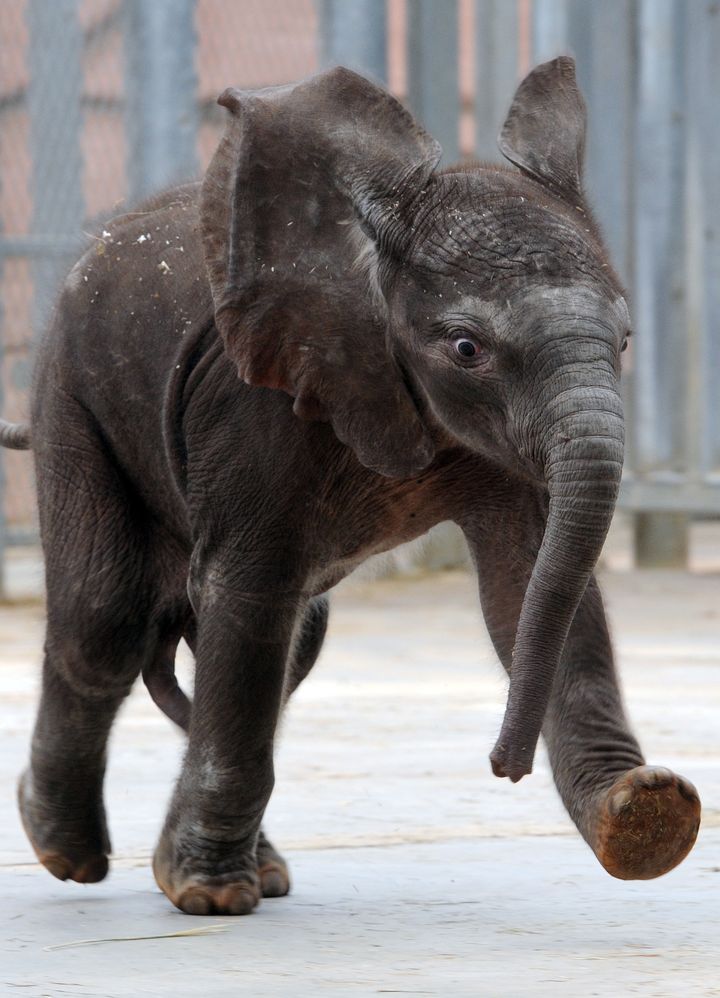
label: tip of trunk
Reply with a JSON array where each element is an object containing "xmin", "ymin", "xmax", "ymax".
[{"xmin": 490, "ymin": 739, "xmax": 533, "ymax": 782}]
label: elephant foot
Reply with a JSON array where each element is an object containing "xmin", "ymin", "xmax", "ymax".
[
  {"xmin": 593, "ymin": 765, "xmax": 700, "ymax": 880},
  {"xmin": 17, "ymin": 769, "xmax": 110, "ymax": 884},
  {"xmin": 153, "ymin": 827, "xmax": 262, "ymax": 916},
  {"xmin": 257, "ymin": 829, "xmax": 291, "ymax": 898}
]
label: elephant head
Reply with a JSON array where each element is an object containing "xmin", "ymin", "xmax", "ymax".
[{"xmin": 200, "ymin": 58, "xmax": 630, "ymax": 783}]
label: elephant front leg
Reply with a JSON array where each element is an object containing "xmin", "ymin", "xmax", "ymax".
[
  {"xmin": 153, "ymin": 576, "xmax": 302, "ymax": 916},
  {"xmin": 462, "ymin": 503, "xmax": 701, "ymax": 880},
  {"xmin": 540, "ymin": 578, "xmax": 700, "ymax": 880}
]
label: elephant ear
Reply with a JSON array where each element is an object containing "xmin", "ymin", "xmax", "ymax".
[
  {"xmin": 200, "ymin": 67, "xmax": 441, "ymax": 478},
  {"xmin": 498, "ymin": 56, "xmax": 586, "ymax": 202}
]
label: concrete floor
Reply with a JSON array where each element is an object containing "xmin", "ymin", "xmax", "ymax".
[{"xmin": 0, "ymin": 565, "xmax": 719, "ymax": 996}]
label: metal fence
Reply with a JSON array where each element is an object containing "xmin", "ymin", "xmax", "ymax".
[{"xmin": 0, "ymin": 0, "xmax": 718, "ymax": 577}]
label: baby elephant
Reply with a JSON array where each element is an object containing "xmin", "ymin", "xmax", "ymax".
[{"xmin": 4, "ymin": 58, "xmax": 700, "ymax": 915}]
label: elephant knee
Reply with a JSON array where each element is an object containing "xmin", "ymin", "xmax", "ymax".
[{"xmin": 44, "ymin": 622, "xmax": 148, "ymax": 700}]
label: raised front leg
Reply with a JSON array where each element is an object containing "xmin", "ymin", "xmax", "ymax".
[
  {"xmin": 153, "ymin": 552, "xmax": 305, "ymax": 915},
  {"xmin": 461, "ymin": 490, "xmax": 700, "ymax": 880}
]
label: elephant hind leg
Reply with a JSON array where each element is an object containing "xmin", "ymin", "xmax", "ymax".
[
  {"xmin": 286, "ymin": 595, "xmax": 329, "ymax": 697},
  {"xmin": 17, "ymin": 659, "xmax": 116, "ymax": 886},
  {"xmin": 21, "ymin": 612, "xmax": 157, "ymax": 885},
  {"xmin": 23, "ymin": 422, "xmax": 178, "ymax": 885},
  {"xmin": 255, "ymin": 830, "xmax": 292, "ymax": 898}
]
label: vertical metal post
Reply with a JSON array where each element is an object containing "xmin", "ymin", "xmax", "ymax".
[
  {"xmin": 23, "ymin": 0, "xmax": 85, "ymax": 597},
  {"xmin": 633, "ymin": 0, "xmax": 688, "ymax": 566},
  {"xmin": 531, "ymin": 0, "xmax": 569, "ymax": 61},
  {"xmin": 407, "ymin": 0, "xmax": 459, "ymax": 163},
  {"xmin": 572, "ymin": 2, "xmax": 635, "ymax": 282},
  {"xmin": 529, "ymin": 1, "xmax": 636, "ymax": 280},
  {"xmin": 635, "ymin": 511, "xmax": 689, "ymax": 568},
  {"xmin": 27, "ymin": 0, "xmax": 84, "ymax": 338},
  {"xmin": 475, "ymin": 0, "xmax": 519, "ymax": 162},
  {"xmin": 0, "ymin": 200, "xmax": 4, "ymax": 600},
  {"xmin": 124, "ymin": 0, "xmax": 199, "ymax": 203},
  {"xmin": 318, "ymin": 0, "xmax": 387, "ymax": 82},
  {"xmin": 685, "ymin": 1, "xmax": 720, "ymax": 489},
  {"xmin": 563, "ymin": 1, "xmax": 638, "ymax": 489}
]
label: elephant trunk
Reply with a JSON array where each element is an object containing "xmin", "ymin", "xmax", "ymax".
[{"xmin": 491, "ymin": 382, "xmax": 624, "ymax": 782}]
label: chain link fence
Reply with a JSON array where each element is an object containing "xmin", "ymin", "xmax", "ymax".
[{"xmin": 0, "ymin": 0, "xmax": 321, "ymax": 543}]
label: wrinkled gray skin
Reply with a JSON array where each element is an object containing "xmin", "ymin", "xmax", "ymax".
[{"xmin": 10, "ymin": 59, "xmax": 700, "ymax": 916}]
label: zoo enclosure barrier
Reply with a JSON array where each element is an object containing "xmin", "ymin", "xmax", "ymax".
[{"xmin": 0, "ymin": 0, "xmax": 717, "ymax": 593}]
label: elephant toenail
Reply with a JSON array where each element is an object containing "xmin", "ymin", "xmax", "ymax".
[
  {"xmin": 43, "ymin": 856, "xmax": 71, "ymax": 881},
  {"xmin": 677, "ymin": 778, "xmax": 700, "ymax": 804},
  {"xmin": 637, "ymin": 767, "xmax": 672, "ymax": 789},
  {"xmin": 180, "ymin": 891, "xmax": 213, "ymax": 916},
  {"xmin": 75, "ymin": 856, "xmax": 109, "ymax": 883},
  {"xmin": 223, "ymin": 887, "xmax": 258, "ymax": 915},
  {"xmin": 608, "ymin": 787, "xmax": 633, "ymax": 816},
  {"xmin": 260, "ymin": 867, "xmax": 289, "ymax": 898}
]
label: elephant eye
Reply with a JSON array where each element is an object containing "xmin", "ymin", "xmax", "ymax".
[
  {"xmin": 454, "ymin": 338, "xmax": 478, "ymax": 358},
  {"xmin": 621, "ymin": 330, "xmax": 632, "ymax": 353},
  {"xmin": 451, "ymin": 336, "xmax": 492, "ymax": 368}
]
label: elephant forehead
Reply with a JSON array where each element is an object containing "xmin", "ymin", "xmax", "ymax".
[{"xmin": 410, "ymin": 172, "xmax": 622, "ymax": 297}]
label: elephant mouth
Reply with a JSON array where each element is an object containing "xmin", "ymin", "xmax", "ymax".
[{"xmin": 395, "ymin": 355, "xmax": 432, "ymax": 427}]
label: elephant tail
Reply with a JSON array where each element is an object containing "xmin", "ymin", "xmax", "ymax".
[
  {"xmin": 142, "ymin": 655, "xmax": 191, "ymax": 734},
  {"xmin": 0, "ymin": 420, "xmax": 31, "ymax": 450}
]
